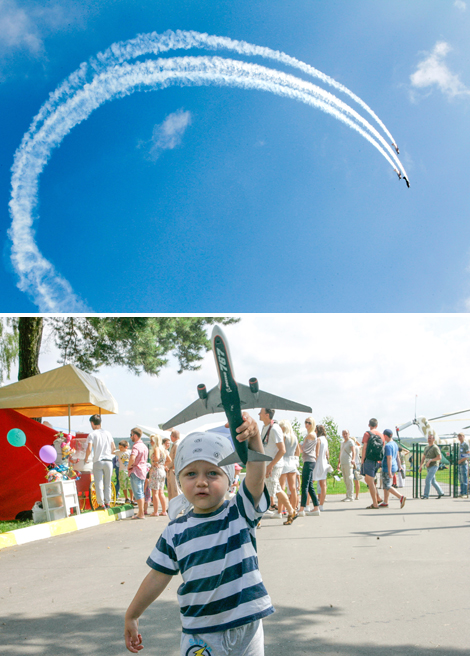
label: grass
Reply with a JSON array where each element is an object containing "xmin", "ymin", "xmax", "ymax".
[
  {"xmin": 0, "ymin": 519, "xmax": 36, "ymax": 533},
  {"xmin": 0, "ymin": 502, "xmax": 133, "ymax": 534},
  {"xmin": 327, "ymin": 479, "xmax": 369, "ymax": 496}
]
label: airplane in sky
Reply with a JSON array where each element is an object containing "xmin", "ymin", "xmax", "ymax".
[
  {"xmin": 394, "ymin": 168, "xmax": 402, "ymax": 180},
  {"xmin": 162, "ymin": 325, "xmax": 312, "ymax": 465},
  {"xmin": 392, "ymin": 142, "xmax": 400, "ymax": 155}
]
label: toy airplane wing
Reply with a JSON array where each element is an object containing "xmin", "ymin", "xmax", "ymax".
[
  {"xmin": 237, "ymin": 384, "xmax": 312, "ymax": 414},
  {"xmin": 161, "ymin": 383, "xmax": 311, "ymax": 430},
  {"xmin": 161, "ymin": 385, "xmax": 222, "ymax": 430}
]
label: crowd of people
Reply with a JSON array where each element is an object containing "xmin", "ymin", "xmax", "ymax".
[
  {"xmin": 71, "ymin": 410, "xmax": 469, "ymax": 654},
  {"xmin": 84, "ymin": 410, "xmax": 469, "ymax": 523},
  {"xmin": 84, "ymin": 415, "xmax": 184, "ymax": 519}
]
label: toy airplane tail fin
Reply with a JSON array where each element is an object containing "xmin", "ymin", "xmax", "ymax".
[{"xmin": 218, "ymin": 449, "xmax": 272, "ymax": 467}]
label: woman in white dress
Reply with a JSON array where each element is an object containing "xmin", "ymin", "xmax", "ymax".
[
  {"xmin": 278, "ymin": 420, "xmax": 300, "ymax": 514},
  {"xmin": 312, "ymin": 424, "xmax": 329, "ymax": 510}
]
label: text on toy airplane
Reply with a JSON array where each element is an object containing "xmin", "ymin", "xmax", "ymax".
[{"xmin": 216, "ymin": 347, "xmax": 233, "ymax": 394}]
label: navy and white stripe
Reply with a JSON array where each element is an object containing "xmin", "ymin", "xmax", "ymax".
[{"xmin": 147, "ymin": 480, "xmax": 274, "ymax": 634}]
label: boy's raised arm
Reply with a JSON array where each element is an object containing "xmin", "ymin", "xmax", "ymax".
[
  {"xmin": 235, "ymin": 413, "xmax": 266, "ymax": 506},
  {"xmin": 125, "ymin": 569, "xmax": 172, "ymax": 653}
]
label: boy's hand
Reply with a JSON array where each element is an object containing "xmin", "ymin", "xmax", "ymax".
[
  {"xmin": 230, "ymin": 413, "xmax": 261, "ymax": 444},
  {"xmin": 125, "ymin": 618, "xmax": 144, "ymax": 653}
]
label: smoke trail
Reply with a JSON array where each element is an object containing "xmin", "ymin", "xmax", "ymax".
[
  {"xmin": 27, "ymin": 30, "xmax": 404, "ymax": 175},
  {"xmin": 101, "ymin": 29, "xmax": 399, "ymax": 146},
  {"xmin": 9, "ymin": 43, "xmax": 406, "ymax": 312}
]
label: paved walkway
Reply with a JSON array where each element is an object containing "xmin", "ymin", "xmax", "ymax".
[{"xmin": 0, "ymin": 494, "xmax": 469, "ymax": 655}]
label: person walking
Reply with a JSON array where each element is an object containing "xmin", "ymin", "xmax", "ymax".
[
  {"xmin": 84, "ymin": 414, "xmax": 115, "ymax": 510},
  {"xmin": 259, "ymin": 408, "xmax": 297, "ymax": 525},
  {"xmin": 361, "ymin": 418, "xmax": 385, "ymax": 509},
  {"xmin": 297, "ymin": 417, "xmax": 320, "ymax": 516},
  {"xmin": 419, "ymin": 433, "xmax": 444, "ymax": 499},
  {"xmin": 338, "ymin": 429, "xmax": 356, "ymax": 502},
  {"xmin": 312, "ymin": 424, "xmax": 329, "ymax": 510},
  {"xmin": 278, "ymin": 419, "xmax": 300, "ymax": 515},
  {"xmin": 166, "ymin": 430, "xmax": 181, "ymax": 501},
  {"xmin": 149, "ymin": 434, "xmax": 168, "ymax": 516},
  {"xmin": 378, "ymin": 429, "xmax": 406, "ymax": 509},
  {"xmin": 128, "ymin": 428, "xmax": 149, "ymax": 519},
  {"xmin": 457, "ymin": 433, "xmax": 469, "ymax": 498}
]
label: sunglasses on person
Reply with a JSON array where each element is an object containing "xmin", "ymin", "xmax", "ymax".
[{"xmin": 305, "ymin": 421, "xmax": 312, "ymax": 425}]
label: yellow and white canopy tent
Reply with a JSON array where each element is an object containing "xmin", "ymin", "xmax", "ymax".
[{"xmin": 0, "ymin": 364, "xmax": 118, "ymax": 431}]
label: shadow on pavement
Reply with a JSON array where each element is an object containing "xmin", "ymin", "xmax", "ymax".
[
  {"xmin": 1, "ymin": 602, "xmax": 467, "ymax": 656},
  {"xmin": 265, "ymin": 605, "xmax": 467, "ymax": 656},
  {"xmin": 1, "ymin": 602, "xmax": 180, "ymax": 655}
]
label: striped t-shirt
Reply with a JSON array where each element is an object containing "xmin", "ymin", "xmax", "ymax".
[{"xmin": 146, "ymin": 480, "xmax": 274, "ymax": 634}]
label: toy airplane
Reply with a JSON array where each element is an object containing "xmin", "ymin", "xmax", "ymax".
[{"xmin": 162, "ymin": 325, "xmax": 312, "ymax": 466}]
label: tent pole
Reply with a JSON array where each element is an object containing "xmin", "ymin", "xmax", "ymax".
[{"xmin": 68, "ymin": 405, "xmax": 71, "ymax": 433}]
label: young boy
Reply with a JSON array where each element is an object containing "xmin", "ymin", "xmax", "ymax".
[
  {"xmin": 116, "ymin": 440, "xmax": 133, "ymax": 504},
  {"xmin": 124, "ymin": 413, "xmax": 273, "ymax": 655}
]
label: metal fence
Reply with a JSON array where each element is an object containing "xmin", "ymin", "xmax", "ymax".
[{"xmin": 410, "ymin": 442, "xmax": 459, "ymax": 498}]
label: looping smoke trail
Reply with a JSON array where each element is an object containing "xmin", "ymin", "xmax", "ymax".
[
  {"xmin": 9, "ymin": 36, "xmax": 406, "ymax": 312},
  {"xmin": 27, "ymin": 30, "xmax": 404, "ymax": 175}
]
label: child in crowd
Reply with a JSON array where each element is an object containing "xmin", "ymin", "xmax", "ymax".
[
  {"xmin": 124, "ymin": 413, "xmax": 273, "ymax": 655},
  {"xmin": 117, "ymin": 441, "xmax": 133, "ymax": 504}
]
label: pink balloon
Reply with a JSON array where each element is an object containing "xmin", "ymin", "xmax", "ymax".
[{"xmin": 39, "ymin": 445, "xmax": 57, "ymax": 464}]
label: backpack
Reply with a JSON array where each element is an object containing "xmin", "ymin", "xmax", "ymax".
[{"xmin": 365, "ymin": 431, "xmax": 384, "ymax": 462}]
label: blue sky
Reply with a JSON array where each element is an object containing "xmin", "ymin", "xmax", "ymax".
[{"xmin": 1, "ymin": 0, "xmax": 470, "ymax": 313}]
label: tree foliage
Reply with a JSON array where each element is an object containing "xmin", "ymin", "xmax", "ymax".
[
  {"xmin": 321, "ymin": 415, "xmax": 341, "ymax": 473},
  {"xmin": 51, "ymin": 316, "xmax": 239, "ymax": 375},
  {"xmin": 2, "ymin": 316, "xmax": 239, "ymax": 381},
  {"xmin": 0, "ymin": 318, "xmax": 19, "ymax": 385}
]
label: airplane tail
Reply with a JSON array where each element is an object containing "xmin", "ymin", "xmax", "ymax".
[{"xmin": 218, "ymin": 448, "xmax": 272, "ymax": 467}]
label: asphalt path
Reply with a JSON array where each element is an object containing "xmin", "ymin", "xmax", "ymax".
[{"xmin": 1, "ymin": 494, "xmax": 469, "ymax": 655}]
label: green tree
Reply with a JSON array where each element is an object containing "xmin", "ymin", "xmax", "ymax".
[
  {"xmin": 0, "ymin": 318, "xmax": 19, "ymax": 385},
  {"xmin": 3, "ymin": 316, "xmax": 239, "ymax": 381},
  {"xmin": 321, "ymin": 415, "xmax": 341, "ymax": 474}
]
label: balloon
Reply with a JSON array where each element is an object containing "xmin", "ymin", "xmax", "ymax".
[
  {"xmin": 39, "ymin": 445, "xmax": 57, "ymax": 464},
  {"xmin": 7, "ymin": 428, "xmax": 26, "ymax": 447}
]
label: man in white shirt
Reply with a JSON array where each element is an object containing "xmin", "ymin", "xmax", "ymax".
[
  {"xmin": 338, "ymin": 429, "xmax": 356, "ymax": 502},
  {"xmin": 84, "ymin": 414, "xmax": 115, "ymax": 509},
  {"xmin": 259, "ymin": 408, "xmax": 297, "ymax": 524}
]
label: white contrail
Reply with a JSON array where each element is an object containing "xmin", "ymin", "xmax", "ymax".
[
  {"xmin": 10, "ymin": 43, "xmax": 407, "ymax": 312},
  {"xmin": 27, "ymin": 30, "xmax": 404, "ymax": 172},
  {"xmin": 104, "ymin": 30, "xmax": 399, "ymax": 146}
]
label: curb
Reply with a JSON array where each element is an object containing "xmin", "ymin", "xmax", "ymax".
[{"xmin": 0, "ymin": 505, "xmax": 135, "ymax": 551}]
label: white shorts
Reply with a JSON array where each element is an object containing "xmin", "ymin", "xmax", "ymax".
[
  {"xmin": 265, "ymin": 465, "xmax": 284, "ymax": 497},
  {"xmin": 180, "ymin": 619, "xmax": 264, "ymax": 656},
  {"xmin": 282, "ymin": 456, "xmax": 299, "ymax": 475}
]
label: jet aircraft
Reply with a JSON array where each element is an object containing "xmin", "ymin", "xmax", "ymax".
[
  {"xmin": 162, "ymin": 325, "xmax": 312, "ymax": 466},
  {"xmin": 392, "ymin": 142, "xmax": 400, "ymax": 154},
  {"xmin": 403, "ymin": 176, "xmax": 410, "ymax": 188},
  {"xmin": 394, "ymin": 168, "xmax": 402, "ymax": 180}
]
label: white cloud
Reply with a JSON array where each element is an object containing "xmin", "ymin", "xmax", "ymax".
[
  {"xmin": 144, "ymin": 109, "xmax": 192, "ymax": 162},
  {"xmin": 0, "ymin": 0, "xmax": 43, "ymax": 53},
  {"xmin": 410, "ymin": 41, "xmax": 470, "ymax": 98},
  {"xmin": 454, "ymin": 0, "xmax": 466, "ymax": 10},
  {"xmin": 0, "ymin": 0, "xmax": 85, "ymax": 57}
]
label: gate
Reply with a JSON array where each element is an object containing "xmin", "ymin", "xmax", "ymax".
[{"xmin": 411, "ymin": 442, "xmax": 459, "ymax": 498}]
